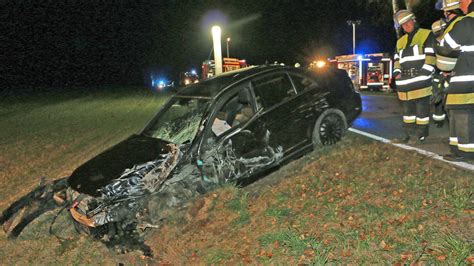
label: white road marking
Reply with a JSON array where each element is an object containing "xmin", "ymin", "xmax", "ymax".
[{"xmin": 348, "ymin": 128, "xmax": 474, "ymax": 172}]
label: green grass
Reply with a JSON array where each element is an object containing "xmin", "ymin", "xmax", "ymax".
[
  {"xmin": 275, "ymin": 192, "xmax": 289, "ymax": 204},
  {"xmin": 225, "ymin": 192, "xmax": 251, "ymax": 226},
  {"xmin": 205, "ymin": 248, "xmax": 233, "ymax": 264},
  {"xmin": 439, "ymin": 234, "xmax": 474, "ymax": 264},
  {"xmin": 443, "ymin": 186, "xmax": 472, "ymax": 213},
  {"xmin": 0, "ymin": 87, "xmax": 168, "ymax": 202},
  {"xmin": 258, "ymin": 230, "xmax": 331, "ymax": 263},
  {"xmin": 264, "ymin": 207, "xmax": 292, "ymax": 221}
]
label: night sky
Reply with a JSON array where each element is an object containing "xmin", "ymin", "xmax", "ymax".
[{"xmin": 1, "ymin": 0, "xmax": 440, "ymax": 90}]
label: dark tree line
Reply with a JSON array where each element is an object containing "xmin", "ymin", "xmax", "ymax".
[
  {"xmin": 1, "ymin": 1, "xmax": 158, "ymax": 90},
  {"xmin": 0, "ymin": 0, "xmax": 442, "ymax": 91}
]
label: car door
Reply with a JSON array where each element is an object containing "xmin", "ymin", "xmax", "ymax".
[
  {"xmin": 197, "ymin": 83, "xmax": 283, "ymax": 184},
  {"xmin": 286, "ymin": 72, "xmax": 332, "ymax": 143},
  {"xmin": 249, "ymin": 71, "xmax": 310, "ymax": 155}
]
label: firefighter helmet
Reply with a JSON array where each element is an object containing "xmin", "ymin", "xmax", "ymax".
[
  {"xmin": 441, "ymin": 0, "xmax": 460, "ymax": 11},
  {"xmin": 394, "ymin": 10, "xmax": 415, "ymax": 28},
  {"xmin": 431, "ymin": 19, "xmax": 447, "ymax": 35}
]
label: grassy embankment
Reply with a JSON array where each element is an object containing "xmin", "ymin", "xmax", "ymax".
[
  {"xmin": 0, "ymin": 87, "xmax": 168, "ymax": 264},
  {"xmin": 0, "ymin": 88, "xmax": 472, "ymax": 264}
]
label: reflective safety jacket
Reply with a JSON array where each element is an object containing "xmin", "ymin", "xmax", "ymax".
[
  {"xmin": 435, "ymin": 15, "xmax": 463, "ymax": 71},
  {"xmin": 440, "ymin": 11, "xmax": 474, "ymax": 108},
  {"xmin": 393, "ymin": 28, "xmax": 436, "ymax": 101}
]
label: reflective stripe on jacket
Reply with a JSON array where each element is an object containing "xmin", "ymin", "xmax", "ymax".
[
  {"xmin": 435, "ymin": 15, "xmax": 463, "ymax": 71},
  {"xmin": 394, "ymin": 28, "xmax": 435, "ymax": 100},
  {"xmin": 440, "ymin": 12, "xmax": 474, "ymax": 108}
]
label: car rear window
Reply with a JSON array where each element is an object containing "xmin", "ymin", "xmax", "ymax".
[
  {"xmin": 326, "ymin": 70, "xmax": 355, "ymax": 93},
  {"xmin": 252, "ymin": 73, "xmax": 296, "ymax": 109}
]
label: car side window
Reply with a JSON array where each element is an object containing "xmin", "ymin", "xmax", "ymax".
[
  {"xmin": 201, "ymin": 87, "xmax": 255, "ymax": 152},
  {"xmin": 289, "ymin": 73, "xmax": 319, "ymax": 93},
  {"xmin": 252, "ymin": 73, "xmax": 296, "ymax": 110},
  {"xmin": 202, "ymin": 87, "xmax": 255, "ymax": 149}
]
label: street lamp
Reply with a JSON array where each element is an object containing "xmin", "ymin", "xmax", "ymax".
[
  {"xmin": 211, "ymin": 25, "xmax": 223, "ymax": 75},
  {"xmin": 346, "ymin": 20, "xmax": 361, "ymax": 55},
  {"xmin": 226, "ymin": 37, "xmax": 230, "ymax": 58}
]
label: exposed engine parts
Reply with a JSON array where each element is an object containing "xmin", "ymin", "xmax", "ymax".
[{"xmin": 1, "ymin": 136, "xmax": 283, "ymax": 256}]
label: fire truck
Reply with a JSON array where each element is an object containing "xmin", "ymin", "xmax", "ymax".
[
  {"xmin": 201, "ymin": 58, "xmax": 248, "ymax": 80},
  {"xmin": 329, "ymin": 53, "xmax": 393, "ymax": 91}
]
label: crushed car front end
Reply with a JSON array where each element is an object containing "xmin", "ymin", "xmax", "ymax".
[{"xmin": 66, "ymin": 95, "xmax": 212, "ymax": 238}]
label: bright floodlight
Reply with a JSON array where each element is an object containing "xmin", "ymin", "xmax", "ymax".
[
  {"xmin": 211, "ymin": 25, "xmax": 221, "ymax": 36},
  {"xmin": 211, "ymin": 25, "xmax": 223, "ymax": 75}
]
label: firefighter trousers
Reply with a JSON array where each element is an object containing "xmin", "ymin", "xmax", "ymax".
[
  {"xmin": 448, "ymin": 108, "xmax": 474, "ymax": 159},
  {"xmin": 402, "ymin": 96, "xmax": 430, "ymax": 139},
  {"xmin": 432, "ymin": 102, "xmax": 446, "ymax": 126}
]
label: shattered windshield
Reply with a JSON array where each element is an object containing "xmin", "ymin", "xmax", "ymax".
[{"xmin": 142, "ymin": 97, "xmax": 209, "ymax": 144}]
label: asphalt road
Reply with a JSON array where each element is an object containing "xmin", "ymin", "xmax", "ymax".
[{"xmin": 351, "ymin": 92, "xmax": 451, "ymax": 156}]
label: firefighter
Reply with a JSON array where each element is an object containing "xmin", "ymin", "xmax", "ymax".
[
  {"xmin": 439, "ymin": 0, "xmax": 465, "ymax": 21},
  {"xmin": 431, "ymin": 19, "xmax": 448, "ymax": 127},
  {"xmin": 432, "ymin": 1, "xmax": 465, "ymax": 127},
  {"xmin": 438, "ymin": 0, "xmax": 474, "ymax": 161},
  {"xmin": 393, "ymin": 10, "xmax": 436, "ymax": 144},
  {"xmin": 435, "ymin": 0, "xmax": 465, "ymax": 72}
]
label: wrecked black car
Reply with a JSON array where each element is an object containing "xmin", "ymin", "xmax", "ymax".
[{"xmin": 1, "ymin": 65, "xmax": 361, "ymax": 253}]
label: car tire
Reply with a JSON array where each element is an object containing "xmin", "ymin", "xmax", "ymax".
[{"xmin": 312, "ymin": 109, "xmax": 347, "ymax": 147}]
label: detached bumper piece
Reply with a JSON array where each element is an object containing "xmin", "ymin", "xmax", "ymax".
[
  {"xmin": 70, "ymin": 205, "xmax": 96, "ymax": 228},
  {"xmin": 0, "ymin": 177, "xmax": 68, "ymax": 238}
]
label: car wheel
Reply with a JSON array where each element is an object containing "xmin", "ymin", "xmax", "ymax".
[{"xmin": 312, "ymin": 109, "xmax": 347, "ymax": 147}]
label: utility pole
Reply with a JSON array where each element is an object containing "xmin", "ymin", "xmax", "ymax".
[{"xmin": 346, "ymin": 20, "xmax": 361, "ymax": 55}]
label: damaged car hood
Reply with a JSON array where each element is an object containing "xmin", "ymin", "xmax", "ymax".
[{"xmin": 68, "ymin": 134, "xmax": 173, "ymax": 197}]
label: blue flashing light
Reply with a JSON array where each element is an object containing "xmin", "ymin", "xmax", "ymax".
[
  {"xmin": 357, "ymin": 39, "xmax": 380, "ymax": 55},
  {"xmin": 191, "ymin": 69, "xmax": 197, "ymax": 75},
  {"xmin": 357, "ymin": 55, "xmax": 363, "ymax": 60}
]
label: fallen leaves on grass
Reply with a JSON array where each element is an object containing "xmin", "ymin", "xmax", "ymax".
[
  {"xmin": 400, "ymin": 252, "xmax": 413, "ymax": 262},
  {"xmin": 273, "ymin": 240, "xmax": 279, "ymax": 249},
  {"xmin": 257, "ymin": 249, "xmax": 273, "ymax": 258},
  {"xmin": 341, "ymin": 249, "xmax": 352, "ymax": 257},
  {"xmin": 466, "ymin": 255, "xmax": 474, "ymax": 263},
  {"xmin": 462, "ymin": 209, "xmax": 474, "ymax": 215},
  {"xmin": 396, "ymin": 214, "xmax": 409, "ymax": 225},
  {"xmin": 422, "ymin": 199, "xmax": 432, "ymax": 207},
  {"xmin": 380, "ymin": 240, "xmax": 392, "ymax": 251}
]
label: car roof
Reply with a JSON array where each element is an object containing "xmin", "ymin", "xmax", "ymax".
[{"xmin": 174, "ymin": 65, "xmax": 307, "ymax": 98}]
